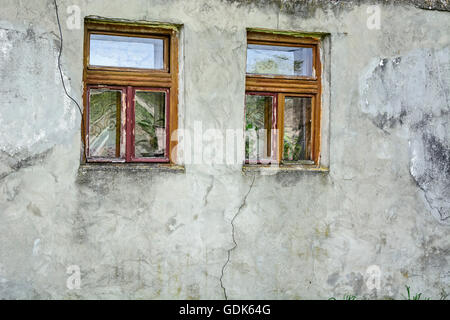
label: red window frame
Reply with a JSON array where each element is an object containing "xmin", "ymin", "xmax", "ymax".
[
  {"xmin": 86, "ymin": 85, "xmax": 170, "ymax": 163},
  {"xmin": 244, "ymin": 92, "xmax": 278, "ymax": 164}
]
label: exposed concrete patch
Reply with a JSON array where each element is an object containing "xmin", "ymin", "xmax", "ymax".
[
  {"xmin": 360, "ymin": 47, "xmax": 450, "ymax": 224},
  {"xmin": 0, "ymin": 25, "xmax": 78, "ymax": 158},
  {"xmin": 410, "ymin": 133, "xmax": 450, "ymax": 222},
  {"xmin": 411, "ymin": 0, "xmax": 450, "ymax": 11}
]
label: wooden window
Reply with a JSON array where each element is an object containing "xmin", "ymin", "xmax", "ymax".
[
  {"xmin": 83, "ymin": 19, "xmax": 179, "ymax": 163},
  {"xmin": 245, "ymin": 31, "xmax": 322, "ymax": 165}
]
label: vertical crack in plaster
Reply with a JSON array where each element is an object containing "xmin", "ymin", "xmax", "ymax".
[
  {"xmin": 219, "ymin": 175, "xmax": 256, "ymax": 300},
  {"xmin": 413, "ymin": 175, "xmax": 450, "ymax": 222},
  {"xmin": 204, "ymin": 176, "xmax": 214, "ymax": 206}
]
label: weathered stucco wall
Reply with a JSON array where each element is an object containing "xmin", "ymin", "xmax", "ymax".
[{"xmin": 0, "ymin": 0, "xmax": 449, "ymax": 299}]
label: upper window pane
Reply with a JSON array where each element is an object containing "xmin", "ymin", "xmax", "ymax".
[
  {"xmin": 247, "ymin": 44, "xmax": 313, "ymax": 77},
  {"xmin": 89, "ymin": 34, "xmax": 164, "ymax": 69}
]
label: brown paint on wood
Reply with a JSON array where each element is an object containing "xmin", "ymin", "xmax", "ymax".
[
  {"xmin": 246, "ymin": 31, "xmax": 322, "ymax": 166},
  {"xmin": 247, "ymin": 32, "xmax": 320, "ymax": 45},
  {"xmin": 313, "ymin": 40, "xmax": 322, "ymax": 164},
  {"xmin": 169, "ymin": 31, "xmax": 179, "ymax": 164}
]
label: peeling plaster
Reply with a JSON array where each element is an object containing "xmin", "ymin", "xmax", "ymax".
[
  {"xmin": 0, "ymin": 26, "xmax": 78, "ymax": 158},
  {"xmin": 360, "ymin": 47, "xmax": 450, "ymax": 224}
]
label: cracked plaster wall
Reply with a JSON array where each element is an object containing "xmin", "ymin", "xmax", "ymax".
[{"xmin": 0, "ymin": 0, "xmax": 449, "ymax": 299}]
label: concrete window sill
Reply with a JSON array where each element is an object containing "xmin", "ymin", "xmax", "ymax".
[
  {"xmin": 78, "ymin": 163, "xmax": 186, "ymax": 174},
  {"xmin": 242, "ymin": 164, "xmax": 329, "ymax": 174}
]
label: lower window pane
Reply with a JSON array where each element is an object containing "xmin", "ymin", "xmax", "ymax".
[
  {"xmin": 134, "ymin": 91, "xmax": 166, "ymax": 158},
  {"xmin": 245, "ymin": 94, "xmax": 274, "ymax": 162},
  {"xmin": 89, "ymin": 89, "xmax": 122, "ymax": 158},
  {"xmin": 283, "ymin": 96, "xmax": 312, "ymax": 161}
]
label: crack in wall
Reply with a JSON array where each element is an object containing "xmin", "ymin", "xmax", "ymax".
[
  {"xmin": 0, "ymin": 149, "xmax": 52, "ymax": 181},
  {"xmin": 416, "ymin": 182, "xmax": 450, "ymax": 222},
  {"xmin": 203, "ymin": 176, "xmax": 215, "ymax": 206},
  {"xmin": 219, "ymin": 175, "xmax": 256, "ymax": 300},
  {"xmin": 410, "ymin": 132, "xmax": 450, "ymax": 224}
]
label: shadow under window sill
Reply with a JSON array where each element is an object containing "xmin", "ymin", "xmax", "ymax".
[{"xmin": 78, "ymin": 162, "xmax": 185, "ymax": 174}]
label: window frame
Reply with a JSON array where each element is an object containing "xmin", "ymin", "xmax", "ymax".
[
  {"xmin": 245, "ymin": 31, "xmax": 322, "ymax": 165},
  {"xmin": 82, "ymin": 19, "xmax": 179, "ymax": 164}
]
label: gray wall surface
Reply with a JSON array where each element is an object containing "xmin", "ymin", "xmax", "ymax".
[{"xmin": 0, "ymin": 0, "xmax": 449, "ymax": 299}]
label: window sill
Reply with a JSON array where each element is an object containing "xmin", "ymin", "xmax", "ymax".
[
  {"xmin": 242, "ymin": 163, "xmax": 329, "ymax": 174},
  {"xmin": 78, "ymin": 163, "xmax": 185, "ymax": 174}
]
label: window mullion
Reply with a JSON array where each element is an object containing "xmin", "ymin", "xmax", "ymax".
[
  {"xmin": 271, "ymin": 93, "xmax": 278, "ymax": 163},
  {"xmin": 115, "ymin": 92, "xmax": 121, "ymax": 158},
  {"xmin": 125, "ymin": 86, "xmax": 134, "ymax": 162},
  {"xmin": 277, "ymin": 93, "xmax": 285, "ymax": 164}
]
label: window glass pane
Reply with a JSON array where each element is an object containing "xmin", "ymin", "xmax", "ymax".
[
  {"xmin": 247, "ymin": 44, "xmax": 313, "ymax": 77},
  {"xmin": 89, "ymin": 89, "xmax": 122, "ymax": 158},
  {"xmin": 90, "ymin": 34, "xmax": 164, "ymax": 69},
  {"xmin": 245, "ymin": 94, "xmax": 274, "ymax": 162},
  {"xmin": 135, "ymin": 91, "xmax": 166, "ymax": 158},
  {"xmin": 283, "ymin": 97, "xmax": 312, "ymax": 161}
]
